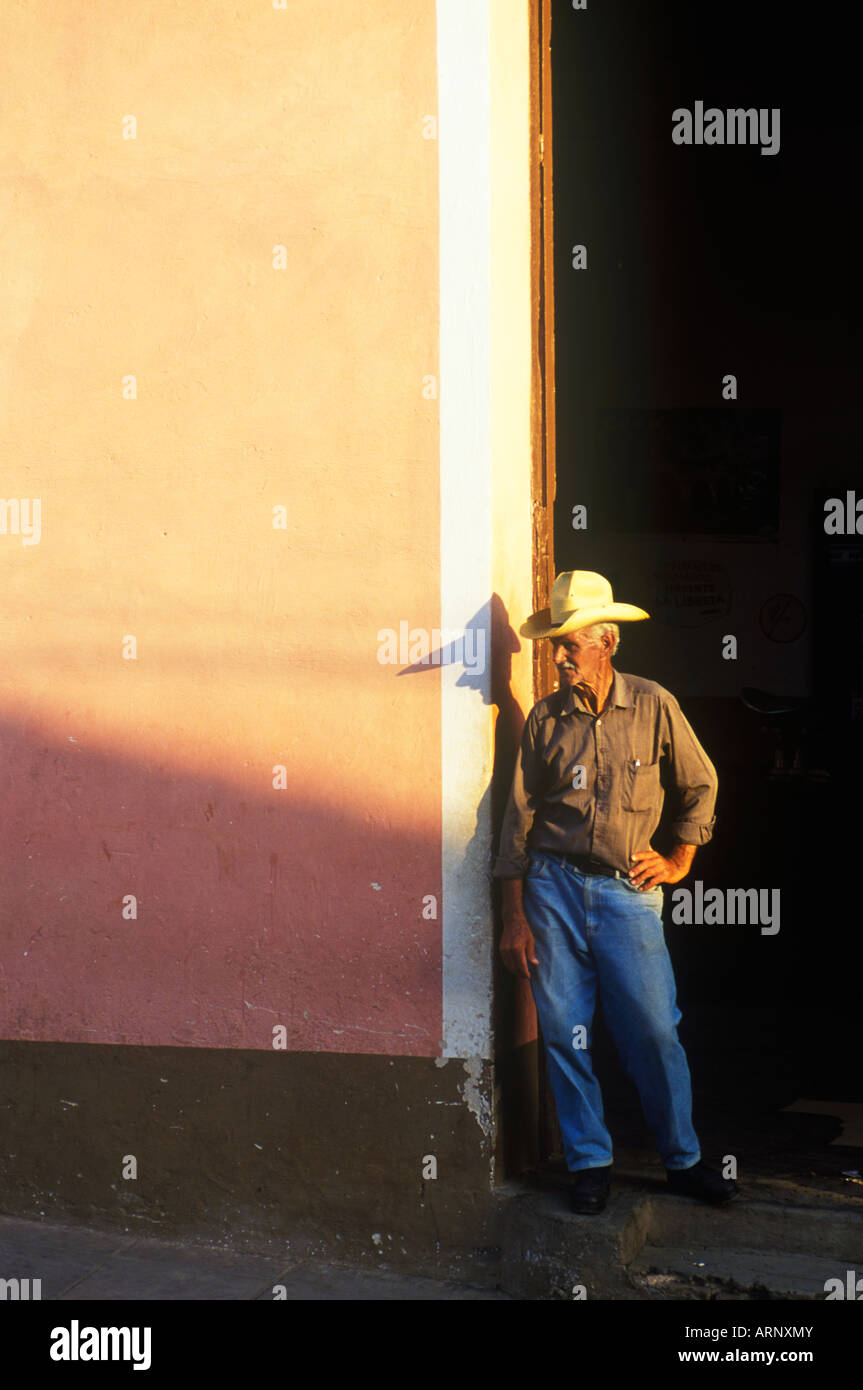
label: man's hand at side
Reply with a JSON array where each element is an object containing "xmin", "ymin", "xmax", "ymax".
[
  {"xmin": 499, "ymin": 878, "xmax": 539, "ymax": 979},
  {"xmin": 630, "ymin": 841, "xmax": 697, "ymax": 890}
]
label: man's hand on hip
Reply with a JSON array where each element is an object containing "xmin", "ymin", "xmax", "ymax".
[{"xmin": 629, "ymin": 843, "xmax": 695, "ymax": 889}]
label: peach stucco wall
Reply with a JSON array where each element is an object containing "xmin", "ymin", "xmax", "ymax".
[{"xmin": 0, "ymin": 1, "xmax": 443, "ymax": 1052}]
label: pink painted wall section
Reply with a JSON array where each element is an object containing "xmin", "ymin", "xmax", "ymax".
[{"xmin": 0, "ymin": 1, "xmax": 442, "ymax": 1054}]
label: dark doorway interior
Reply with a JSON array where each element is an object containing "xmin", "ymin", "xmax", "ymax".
[{"xmin": 546, "ymin": 0, "xmax": 863, "ymax": 1172}]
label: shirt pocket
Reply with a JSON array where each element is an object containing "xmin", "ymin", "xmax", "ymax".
[{"xmin": 622, "ymin": 758, "xmax": 661, "ymax": 812}]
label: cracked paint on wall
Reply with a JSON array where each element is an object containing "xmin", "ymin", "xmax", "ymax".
[{"xmin": 460, "ymin": 1055, "xmax": 493, "ymax": 1139}]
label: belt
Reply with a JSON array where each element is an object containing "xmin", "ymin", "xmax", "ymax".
[{"xmin": 546, "ymin": 850, "xmax": 627, "ymax": 880}]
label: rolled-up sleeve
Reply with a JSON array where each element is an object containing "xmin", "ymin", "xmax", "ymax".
[
  {"xmin": 660, "ymin": 693, "xmax": 718, "ymax": 845},
  {"xmin": 492, "ymin": 710, "xmax": 543, "ymax": 878}
]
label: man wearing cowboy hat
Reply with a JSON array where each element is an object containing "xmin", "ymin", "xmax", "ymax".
[{"xmin": 494, "ymin": 571, "xmax": 738, "ymax": 1214}]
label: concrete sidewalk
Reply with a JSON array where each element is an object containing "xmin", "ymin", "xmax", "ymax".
[
  {"xmin": 0, "ymin": 1214, "xmax": 516, "ymax": 1301},
  {"xmin": 3, "ymin": 1123, "xmax": 861, "ymax": 1302}
]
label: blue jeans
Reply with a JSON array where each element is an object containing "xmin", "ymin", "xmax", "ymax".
[{"xmin": 523, "ymin": 851, "xmax": 701, "ymax": 1173}]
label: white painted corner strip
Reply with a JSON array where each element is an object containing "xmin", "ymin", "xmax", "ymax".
[{"xmin": 437, "ymin": 0, "xmax": 493, "ymax": 1060}]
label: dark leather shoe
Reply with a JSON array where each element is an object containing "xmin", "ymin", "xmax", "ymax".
[
  {"xmin": 569, "ymin": 1166, "xmax": 612, "ymax": 1214},
  {"xmin": 666, "ymin": 1160, "xmax": 739, "ymax": 1204}
]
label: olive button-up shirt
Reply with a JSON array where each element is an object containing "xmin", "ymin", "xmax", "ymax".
[{"xmin": 492, "ymin": 669, "xmax": 718, "ymax": 879}]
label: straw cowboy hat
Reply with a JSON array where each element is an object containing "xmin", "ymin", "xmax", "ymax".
[{"xmin": 520, "ymin": 570, "xmax": 650, "ymax": 640}]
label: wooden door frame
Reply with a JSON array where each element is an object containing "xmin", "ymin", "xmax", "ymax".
[
  {"xmin": 530, "ymin": 0, "xmax": 561, "ymax": 1164},
  {"xmin": 531, "ymin": 0, "xmax": 557, "ymax": 704}
]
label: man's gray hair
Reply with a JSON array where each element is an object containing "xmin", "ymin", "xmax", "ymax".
[{"xmin": 581, "ymin": 621, "xmax": 620, "ymax": 656}]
